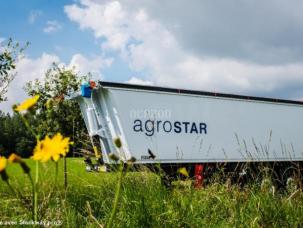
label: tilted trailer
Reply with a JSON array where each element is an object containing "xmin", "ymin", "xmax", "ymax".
[{"xmin": 73, "ymin": 81, "xmax": 303, "ymax": 185}]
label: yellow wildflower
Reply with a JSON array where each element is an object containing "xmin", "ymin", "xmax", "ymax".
[
  {"xmin": 8, "ymin": 153, "xmax": 30, "ymax": 174},
  {"xmin": 14, "ymin": 95, "xmax": 40, "ymax": 112},
  {"xmin": 0, "ymin": 156, "xmax": 7, "ymax": 172},
  {"xmin": 178, "ymin": 167, "xmax": 189, "ymax": 177},
  {"xmin": 8, "ymin": 153, "xmax": 22, "ymax": 163},
  {"xmin": 45, "ymin": 99, "xmax": 53, "ymax": 109},
  {"xmin": 32, "ymin": 133, "xmax": 73, "ymax": 162}
]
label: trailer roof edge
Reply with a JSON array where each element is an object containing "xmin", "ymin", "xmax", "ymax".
[{"xmin": 98, "ymin": 81, "xmax": 303, "ymax": 106}]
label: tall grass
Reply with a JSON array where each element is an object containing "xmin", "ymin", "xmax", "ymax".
[{"xmin": 0, "ymin": 158, "xmax": 303, "ymax": 227}]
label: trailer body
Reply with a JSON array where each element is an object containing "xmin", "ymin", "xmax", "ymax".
[{"xmin": 74, "ymin": 81, "xmax": 303, "ymax": 165}]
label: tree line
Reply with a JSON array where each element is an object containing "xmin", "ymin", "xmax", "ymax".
[{"xmin": 0, "ymin": 39, "xmax": 90, "ymax": 158}]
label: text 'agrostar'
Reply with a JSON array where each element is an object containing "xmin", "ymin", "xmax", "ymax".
[{"xmin": 133, "ymin": 119, "xmax": 207, "ymax": 136}]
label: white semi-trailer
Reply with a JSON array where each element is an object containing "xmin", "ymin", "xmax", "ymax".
[{"xmin": 74, "ymin": 81, "xmax": 303, "ymax": 184}]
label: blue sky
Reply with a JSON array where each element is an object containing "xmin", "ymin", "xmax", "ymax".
[
  {"xmin": 0, "ymin": 0, "xmax": 133, "ymax": 81},
  {"xmin": 1, "ymin": 0, "xmax": 79, "ymax": 60},
  {"xmin": 1, "ymin": 0, "xmax": 303, "ymax": 112}
]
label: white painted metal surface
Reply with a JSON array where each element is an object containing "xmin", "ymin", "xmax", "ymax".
[{"xmin": 75, "ymin": 82, "xmax": 303, "ymax": 164}]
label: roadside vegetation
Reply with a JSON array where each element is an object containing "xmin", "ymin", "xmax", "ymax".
[{"xmin": 1, "ymin": 158, "xmax": 303, "ymax": 227}]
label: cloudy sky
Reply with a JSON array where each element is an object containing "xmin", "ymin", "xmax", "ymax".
[{"xmin": 1, "ymin": 0, "xmax": 303, "ymax": 112}]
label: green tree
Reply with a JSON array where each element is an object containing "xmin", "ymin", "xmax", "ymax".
[
  {"xmin": 24, "ymin": 64, "xmax": 89, "ymax": 155},
  {"xmin": 0, "ymin": 111, "xmax": 35, "ymax": 157},
  {"xmin": 0, "ymin": 38, "xmax": 28, "ymax": 102}
]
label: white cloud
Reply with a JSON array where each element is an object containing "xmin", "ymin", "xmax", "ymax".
[
  {"xmin": 0, "ymin": 53, "xmax": 59, "ymax": 113},
  {"xmin": 65, "ymin": 1, "xmax": 130, "ymax": 50},
  {"xmin": 28, "ymin": 10, "xmax": 42, "ymax": 24},
  {"xmin": 151, "ymin": 57, "xmax": 303, "ymax": 94},
  {"xmin": 64, "ymin": 0, "xmax": 303, "ymax": 99},
  {"xmin": 123, "ymin": 0, "xmax": 303, "ymax": 65},
  {"xmin": 43, "ymin": 20, "xmax": 62, "ymax": 33},
  {"xmin": 0, "ymin": 52, "xmax": 112, "ymax": 113},
  {"xmin": 0, "ymin": 37, "xmax": 5, "ymax": 52},
  {"xmin": 126, "ymin": 77, "xmax": 153, "ymax": 86},
  {"xmin": 68, "ymin": 53, "xmax": 113, "ymax": 78}
]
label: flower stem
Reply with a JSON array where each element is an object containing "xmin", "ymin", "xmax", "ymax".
[
  {"xmin": 27, "ymin": 173, "xmax": 35, "ymax": 220},
  {"xmin": 16, "ymin": 110, "xmax": 40, "ymax": 221},
  {"xmin": 55, "ymin": 162, "xmax": 58, "ymax": 187},
  {"xmin": 107, "ymin": 162, "xmax": 124, "ymax": 228},
  {"xmin": 19, "ymin": 113, "xmax": 39, "ymax": 140},
  {"xmin": 64, "ymin": 156, "xmax": 67, "ymax": 190},
  {"xmin": 34, "ymin": 160, "xmax": 39, "ymax": 221},
  {"xmin": 5, "ymin": 180, "xmax": 31, "ymax": 211}
]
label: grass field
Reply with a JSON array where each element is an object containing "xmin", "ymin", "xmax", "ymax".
[{"xmin": 1, "ymin": 158, "xmax": 303, "ymax": 227}]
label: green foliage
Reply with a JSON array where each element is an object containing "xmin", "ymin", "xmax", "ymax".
[
  {"xmin": 24, "ymin": 64, "xmax": 89, "ymax": 154},
  {"xmin": 0, "ymin": 38, "xmax": 28, "ymax": 102},
  {"xmin": 0, "ymin": 111, "xmax": 35, "ymax": 157},
  {"xmin": 1, "ymin": 159, "xmax": 303, "ymax": 227}
]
